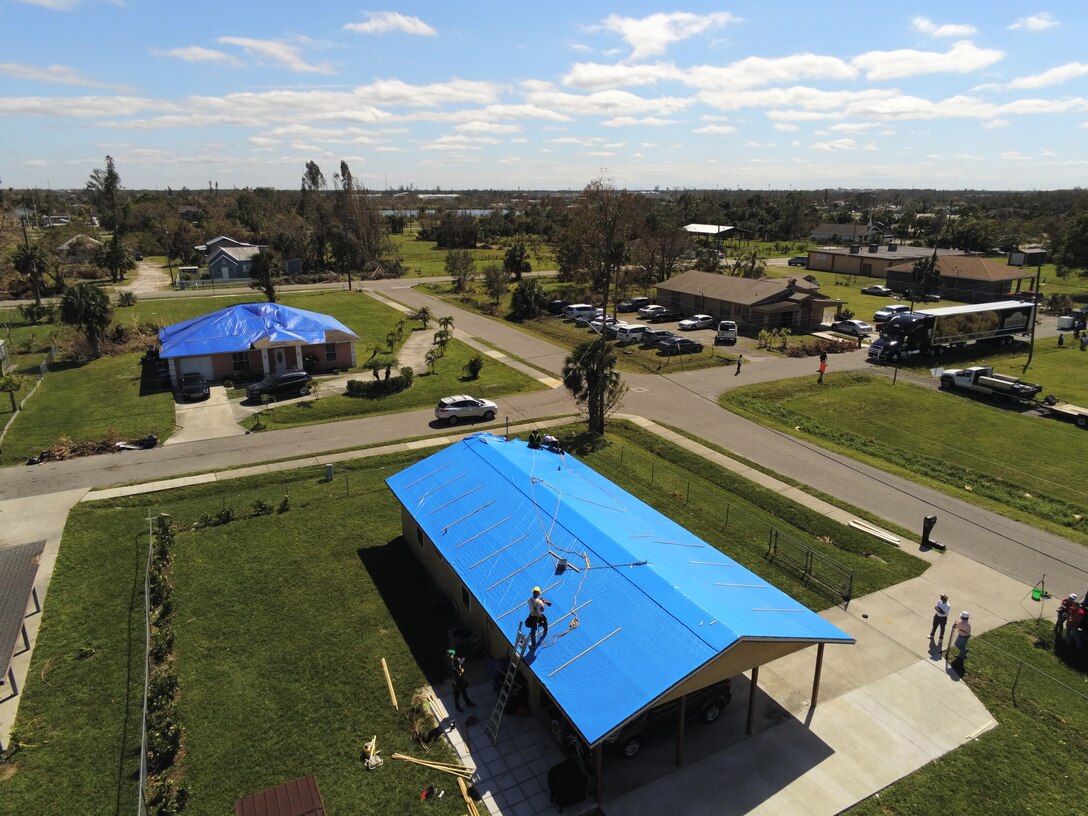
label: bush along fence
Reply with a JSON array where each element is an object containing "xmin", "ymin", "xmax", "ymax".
[{"xmin": 142, "ymin": 513, "xmax": 187, "ymax": 815}]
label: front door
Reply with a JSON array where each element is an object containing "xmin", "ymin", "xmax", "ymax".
[{"xmin": 274, "ymin": 348, "xmax": 287, "ymax": 373}]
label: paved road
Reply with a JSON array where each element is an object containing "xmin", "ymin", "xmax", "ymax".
[{"xmin": 2, "ymin": 280, "xmax": 1084, "ymax": 592}]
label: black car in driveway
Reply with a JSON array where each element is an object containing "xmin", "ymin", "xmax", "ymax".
[
  {"xmin": 245, "ymin": 370, "xmax": 312, "ymax": 402},
  {"xmin": 617, "ymin": 296, "xmax": 651, "ymax": 312},
  {"xmin": 179, "ymin": 372, "xmax": 210, "ymax": 401},
  {"xmin": 658, "ymin": 337, "xmax": 704, "ymax": 355},
  {"xmin": 546, "ymin": 299, "xmax": 570, "ymax": 315},
  {"xmin": 551, "ymin": 679, "xmax": 733, "ymax": 759},
  {"xmin": 645, "ymin": 308, "xmax": 681, "ymax": 324}
]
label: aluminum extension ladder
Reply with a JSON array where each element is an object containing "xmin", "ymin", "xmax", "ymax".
[{"xmin": 485, "ymin": 626, "xmax": 530, "ymax": 744}]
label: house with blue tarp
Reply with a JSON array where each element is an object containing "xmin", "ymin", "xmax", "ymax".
[
  {"xmin": 157, "ymin": 302, "xmax": 360, "ymax": 387},
  {"xmin": 386, "ymin": 433, "xmax": 855, "ymax": 755}
]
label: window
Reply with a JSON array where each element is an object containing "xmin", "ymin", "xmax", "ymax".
[
  {"xmin": 325, "ymin": 343, "xmax": 337, "ymax": 362},
  {"xmin": 232, "ymin": 352, "xmax": 250, "ymax": 372}
]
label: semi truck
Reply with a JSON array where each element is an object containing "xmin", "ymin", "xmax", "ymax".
[
  {"xmin": 939, "ymin": 367, "xmax": 1088, "ymax": 429},
  {"xmin": 868, "ymin": 300, "xmax": 1034, "ymax": 363},
  {"xmin": 939, "ymin": 367, "xmax": 1042, "ymax": 401}
]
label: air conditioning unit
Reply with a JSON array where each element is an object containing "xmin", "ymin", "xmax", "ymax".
[
  {"xmin": 849, "ymin": 245, "xmax": 860, "ymax": 254},
  {"xmin": 888, "ymin": 244, "xmax": 898, "ymax": 251},
  {"xmin": 868, "ymin": 244, "xmax": 879, "ymax": 253}
]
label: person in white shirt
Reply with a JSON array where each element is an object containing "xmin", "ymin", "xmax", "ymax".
[{"xmin": 930, "ymin": 594, "xmax": 951, "ymax": 641}]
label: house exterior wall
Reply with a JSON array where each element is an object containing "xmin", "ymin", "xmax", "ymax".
[
  {"xmin": 301, "ymin": 341, "xmax": 353, "ymax": 373},
  {"xmin": 806, "ymin": 250, "xmax": 914, "ymax": 277}
]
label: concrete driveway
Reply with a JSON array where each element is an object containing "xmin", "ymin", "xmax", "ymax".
[{"xmin": 166, "ymin": 386, "xmax": 247, "ymax": 445}]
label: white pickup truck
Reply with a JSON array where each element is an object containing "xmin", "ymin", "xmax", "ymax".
[{"xmin": 939, "ymin": 366, "xmax": 1042, "ymax": 401}]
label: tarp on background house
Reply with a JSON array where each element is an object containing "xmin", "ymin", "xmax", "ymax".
[
  {"xmin": 158, "ymin": 303, "xmax": 360, "ymax": 359},
  {"xmin": 386, "ymin": 433, "xmax": 854, "ymax": 747}
]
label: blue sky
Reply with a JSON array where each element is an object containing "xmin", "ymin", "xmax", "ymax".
[{"xmin": 2, "ymin": 1, "xmax": 1086, "ymax": 191}]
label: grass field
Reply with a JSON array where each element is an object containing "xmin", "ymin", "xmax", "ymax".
[
  {"xmin": 390, "ymin": 232, "xmax": 550, "ymax": 278},
  {"xmin": 242, "ymin": 338, "xmax": 544, "ymax": 431},
  {"xmin": 721, "ymin": 372, "xmax": 1088, "ymax": 545},
  {"xmin": 0, "ymin": 421, "xmax": 924, "ymax": 814},
  {"xmin": 847, "ymin": 618, "xmax": 1088, "ymax": 815},
  {"xmin": 418, "ymin": 281, "xmax": 735, "ymax": 374}
]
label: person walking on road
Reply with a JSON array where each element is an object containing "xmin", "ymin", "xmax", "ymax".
[
  {"xmin": 447, "ymin": 648, "xmax": 475, "ymax": 712},
  {"xmin": 526, "ymin": 586, "xmax": 552, "ymax": 649},
  {"xmin": 951, "ymin": 611, "xmax": 972, "ymax": 663},
  {"xmin": 735, "ymin": 354, "xmax": 743, "ymax": 376},
  {"xmin": 930, "ymin": 593, "xmax": 951, "ymax": 642}
]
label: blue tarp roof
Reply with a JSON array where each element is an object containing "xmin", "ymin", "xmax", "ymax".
[
  {"xmin": 386, "ymin": 433, "xmax": 854, "ymax": 746},
  {"xmin": 158, "ymin": 302, "xmax": 360, "ymax": 359}
]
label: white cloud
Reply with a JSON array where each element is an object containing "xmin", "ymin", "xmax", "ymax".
[
  {"xmin": 953, "ymin": 153, "xmax": 984, "ymax": 160},
  {"xmin": 456, "ymin": 121, "xmax": 522, "ymax": 133},
  {"xmin": 827, "ymin": 122, "xmax": 880, "ymax": 132},
  {"xmin": 911, "ymin": 17, "xmax": 977, "ymax": 38},
  {"xmin": 602, "ymin": 116, "xmax": 675, "ymax": 126},
  {"xmin": 853, "ymin": 41, "xmax": 1004, "ymax": 80},
  {"xmin": 248, "ymin": 136, "xmax": 280, "ymax": 147},
  {"xmin": 563, "ymin": 61, "xmax": 682, "ymax": 89},
  {"xmin": 523, "ymin": 82, "xmax": 692, "ymax": 117},
  {"xmin": 1008, "ymin": 13, "xmax": 1057, "ymax": 31},
  {"xmin": 343, "ymin": 12, "xmax": 436, "ymax": 36},
  {"xmin": 1007, "ymin": 62, "xmax": 1088, "ymax": 89},
  {"xmin": 1002, "ymin": 150, "xmax": 1031, "ymax": 160},
  {"xmin": 695, "ymin": 125, "xmax": 737, "ymax": 135},
  {"xmin": 811, "ymin": 138, "xmax": 857, "ymax": 151},
  {"xmin": 150, "ymin": 46, "xmax": 241, "ymax": 67},
  {"xmin": 568, "ymin": 41, "xmax": 593, "ymax": 53},
  {"xmin": 594, "ymin": 11, "xmax": 740, "ymax": 60},
  {"xmin": 17, "ymin": 0, "xmax": 79, "ymax": 8},
  {"xmin": 216, "ymin": 37, "xmax": 334, "ymax": 74},
  {"xmin": 773, "ymin": 123, "xmax": 800, "ymax": 132},
  {"xmin": 0, "ymin": 94, "xmax": 167, "ymax": 118},
  {"xmin": 0, "ymin": 62, "xmax": 127, "ymax": 90}
]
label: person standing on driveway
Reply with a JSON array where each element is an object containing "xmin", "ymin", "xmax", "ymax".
[
  {"xmin": 930, "ymin": 593, "xmax": 951, "ymax": 642},
  {"xmin": 735, "ymin": 354, "xmax": 743, "ymax": 376},
  {"xmin": 447, "ymin": 649, "xmax": 475, "ymax": 712},
  {"xmin": 951, "ymin": 611, "xmax": 972, "ymax": 662},
  {"xmin": 526, "ymin": 586, "xmax": 551, "ymax": 649},
  {"xmin": 1056, "ymin": 593, "xmax": 1078, "ymax": 638}
]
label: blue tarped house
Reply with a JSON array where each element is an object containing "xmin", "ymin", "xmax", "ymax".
[
  {"xmin": 386, "ymin": 433, "xmax": 855, "ymax": 754},
  {"xmin": 157, "ymin": 302, "xmax": 360, "ymax": 387}
]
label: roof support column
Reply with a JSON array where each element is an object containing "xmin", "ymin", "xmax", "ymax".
[
  {"xmin": 260, "ymin": 348, "xmax": 270, "ymax": 375},
  {"xmin": 674, "ymin": 693, "xmax": 687, "ymax": 766},
  {"xmin": 295, "ymin": 343, "xmax": 303, "ymax": 371},
  {"xmin": 746, "ymin": 665, "xmax": 759, "ymax": 736},
  {"xmin": 594, "ymin": 743, "xmax": 603, "ymax": 805},
  {"xmin": 810, "ymin": 642, "xmax": 826, "ymax": 711}
]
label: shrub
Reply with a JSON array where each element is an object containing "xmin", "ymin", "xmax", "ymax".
[
  {"xmin": 250, "ymin": 499, "xmax": 273, "ymax": 517},
  {"xmin": 278, "ymin": 495, "xmax": 290, "ymax": 513},
  {"xmin": 222, "ymin": 378, "xmax": 234, "ymax": 389},
  {"xmin": 117, "ymin": 291, "xmax": 138, "ymax": 307},
  {"xmin": 150, "ymin": 622, "xmax": 175, "ymax": 663},
  {"xmin": 146, "ymin": 702, "xmax": 182, "ymax": 771},
  {"xmin": 149, "ymin": 666, "xmax": 179, "ymax": 705},
  {"xmin": 19, "ymin": 302, "xmax": 55, "ymax": 325},
  {"xmin": 463, "ymin": 355, "xmax": 485, "ymax": 379},
  {"xmin": 214, "ymin": 507, "xmax": 234, "ymax": 525},
  {"xmin": 836, "ymin": 307, "xmax": 855, "ymax": 320}
]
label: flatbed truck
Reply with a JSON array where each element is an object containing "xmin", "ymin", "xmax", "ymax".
[{"xmin": 939, "ymin": 366, "xmax": 1088, "ymax": 429}]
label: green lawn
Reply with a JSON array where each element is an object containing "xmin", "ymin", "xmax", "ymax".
[
  {"xmin": 418, "ymin": 282, "xmax": 735, "ymax": 374},
  {"xmin": 390, "ymin": 232, "xmax": 550, "ymax": 278},
  {"xmin": 0, "ymin": 422, "xmax": 924, "ymax": 813},
  {"xmin": 848, "ymin": 619, "xmax": 1088, "ymax": 815},
  {"xmin": 721, "ymin": 372, "xmax": 1088, "ymax": 545},
  {"xmin": 242, "ymin": 338, "xmax": 545, "ymax": 431}
]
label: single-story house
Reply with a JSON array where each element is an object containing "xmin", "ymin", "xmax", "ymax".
[
  {"xmin": 157, "ymin": 302, "xmax": 360, "ymax": 386},
  {"xmin": 885, "ymin": 256, "xmax": 1037, "ymax": 304},
  {"xmin": 386, "ymin": 434, "xmax": 853, "ymax": 785},
  {"xmin": 193, "ymin": 236, "xmax": 267, "ymax": 280},
  {"xmin": 1008, "ymin": 246, "xmax": 1047, "ymax": 267},
  {"xmin": 804, "ymin": 245, "xmax": 965, "ymax": 279},
  {"xmin": 655, "ymin": 270, "xmax": 843, "ymax": 333},
  {"xmin": 57, "ymin": 234, "xmax": 103, "ymax": 263},
  {"xmin": 809, "ymin": 223, "xmax": 875, "ymax": 244}
]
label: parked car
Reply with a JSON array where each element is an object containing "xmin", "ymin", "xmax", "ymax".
[
  {"xmin": 614, "ymin": 324, "xmax": 650, "ymax": 344},
  {"xmin": 831, "ymin": 319, "xmax": 873, "ymax": 337},
  {"xmin": 179, "ymin": 372, "xmax": 210, "ymax": 401},
  {"xmin": 546, "ymin": 299, "xmax": 570, "ymax": 315},
  {"xmin": 787, "ymin": 256, "xmax": 808, "ymax": 267},
  {"xmin": 617, "ymin": 296, "xmax": 651, "ymax": 313},
  {"xmin": 915, "ymin": 292, "xmax": 942, "ymax": 303},
  {"xmin": 245, "ymin": 370, "xmax": 312, "ymax": 402},
  {"xmin": 645, "ymin": 308, "xmax": 682, "ymax": 324},
  {"xmin": 564, "ymin": 304, "xmax": 599, "ymax": 321},
  {"xmin": 434, "ymin": 395, "xmax": 497, "ymax": 424},
  {"xmin": 715, "ymin": 320, "xmax": 738, "ymax": 345},
  {"xmin": 640, "ymin": 328, "xmax": 676, "ymax": 346},
  {"xmin": 587, "ymin": 316, "xmax": 620, "ymax": 333},
  {"xmin": 638, "ymin": 304, "xmax": 668, "ymax": 319},
  {"xmin": 574, "ymin": 310, "xmax": 605, "ymax": 327},
  {"xmin": 658, "ymin": 337, "xmax": 704, "ymax": 355},
  {"xmin": 860, "ymin": 285, "xmax": 892, "ymax": 296},
  {"xmin": 678, "ymin": 314, "xmax": 715, "ymax": 331},
  {"xmin": 133, "ymin": 252, "xmax": 144, "ymax": 261},
  {"xmin": 873, "ymin": 304, "xmax": 911, "ymax": 323},
  {"xmin": 551, "ymin": 679, "xmax": 732, "ymax": 759}
]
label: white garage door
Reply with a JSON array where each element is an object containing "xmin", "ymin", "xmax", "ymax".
[{"xmin": 179, "ymin": 355, "xmax": 216, "ymax": 381}]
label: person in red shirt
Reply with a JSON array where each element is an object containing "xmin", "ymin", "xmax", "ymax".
[{"xmin": 1057, "ymin": 593, "xmax": 1078, "ymax": 637}]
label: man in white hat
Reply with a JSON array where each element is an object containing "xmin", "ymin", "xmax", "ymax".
[
  {"xmin": 526, "ymin": 586, "xmax": 551, "ymax": 649},
  {"xmin": 951, "ymin": 611, "xmax": 972, "ymax": 662},
  {"xmin": 1057, "ymin": 593, "xmax": 1078, "ymax": 638}
]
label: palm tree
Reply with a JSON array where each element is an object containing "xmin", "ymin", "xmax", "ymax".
[
  {"xmin": 413, "ymin": 306, "xmax": 433, "ymax": 329},
  {"xmin": 12, "ymin": 243, "xmax": 49, "ymax": 304},
  {"xmin": 438, "ymin": 315, "xmax": 454, "ymax": 333},
  {"xmin": 59, "ymin": 283, "xmax": 113, "ymax": 358},
  {"xmin": 424, "ymin": 348, "xmax": 439, "ymax": 373},
  {"xmin": 562, "ymin": 337, "xmax": 626, "ymax": 436}
]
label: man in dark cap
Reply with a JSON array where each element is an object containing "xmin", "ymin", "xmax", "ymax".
[{"xmin": 447, "ymin": 648, "xmax": 475, "ymax": 712}]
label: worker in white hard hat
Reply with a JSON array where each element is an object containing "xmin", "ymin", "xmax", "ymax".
[
  {"xmin": 526, "ymin": 586, "xmax": 552, "ymax": 649},
  {"xmin": 950, "ymin": 611, "xmax": 972, "ymax": 664}
]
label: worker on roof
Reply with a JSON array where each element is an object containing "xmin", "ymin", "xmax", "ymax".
[{"xmin": 526, "ymin": 586, "xmax": 552, "ymax": 650}]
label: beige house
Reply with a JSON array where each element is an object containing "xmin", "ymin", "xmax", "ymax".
[{"xmin": 655, "ymin": 270, "xmax": 843, "ymax": 334}]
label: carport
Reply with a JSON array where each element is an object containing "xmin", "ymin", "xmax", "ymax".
[
  {"xmin": 386, "ymin": 434, "xmax": 854, "ymax": 801},
  {"xmin": 0, "ymin": 541, "xmax": 44, "ymax": 748}
]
